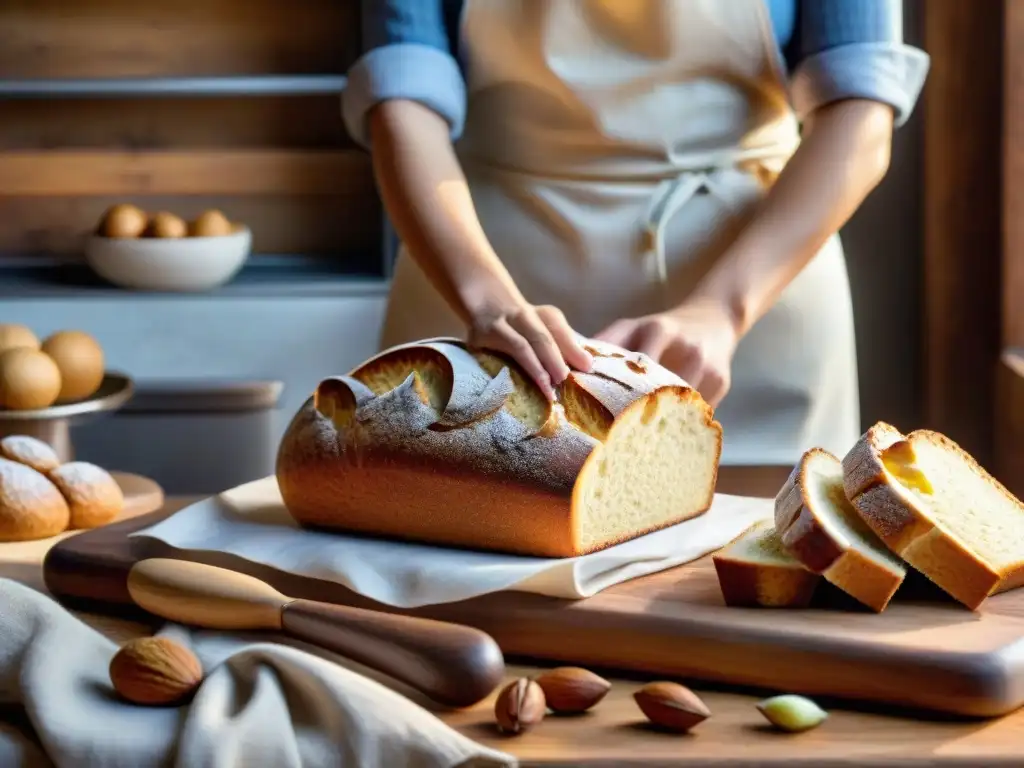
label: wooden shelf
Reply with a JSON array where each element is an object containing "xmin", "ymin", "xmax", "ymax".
[
  {"xmin": 0, "ymin": 75, "xmax": 347, "ymax": 99},
  {"xmin": 0, "ymin": 150, "xmax": 370, "ymax": 197}
]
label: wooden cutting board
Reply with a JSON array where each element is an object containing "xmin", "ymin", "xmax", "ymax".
[{"xmin": 42, "ymin": 467, "xmax": 1024, "ymax": 721}]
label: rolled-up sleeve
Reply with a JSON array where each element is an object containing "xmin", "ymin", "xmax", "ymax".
[
  {"xmin": 342, "ymin": 1, "xmax": 467, "ymax": 147},
  {"xmin": 787, "ymin": 0, "xmax": 930, "ymax": 127}
]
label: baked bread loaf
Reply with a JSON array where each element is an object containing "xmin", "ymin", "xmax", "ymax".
[
  {"xmin": 712, "ymin": 521, "xmax": 822, "ymax": 608},
  {"xmin": 0, "ymin": 435, "xmax": 60, "ymax": 474},
  {"xmin": 843, "ymin": 422, "xmax": 1024, "ymax": 610},
  {"xmin": 276, "ymin": 337, "xmax": 722, "ymax": 557},
  {"xmin": 49, "ymin": 461, "xmax": 124, "ymax": 529},
  {"xmin": 775, "ymin": 448, "xmax": 907, "ymax": 612},
  {"xmin": 0, "ymin": 458, "xmax": 70, "ymax": 541}
]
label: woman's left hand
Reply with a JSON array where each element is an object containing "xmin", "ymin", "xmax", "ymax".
[{"xmin": 594, "ymin": 298, "xmax": 740, "ymax": 407}]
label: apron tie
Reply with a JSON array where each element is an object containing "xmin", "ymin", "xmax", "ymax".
[{"xmin": 640, "ymin": 171, "xmax": 709, "ymax": 283}]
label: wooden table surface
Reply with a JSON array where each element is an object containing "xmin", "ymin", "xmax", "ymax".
[{"xmin": 3, "ymin": 467, "xmax": 1023, "ymax": 767}]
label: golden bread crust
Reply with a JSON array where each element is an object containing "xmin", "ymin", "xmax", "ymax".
[
  {"xmin": 49, "ymin": 462, "xmax": 124, "ymax": 530},
  {"xmin": 843, "ymin": 424, "xmax": 1024, "ymax": 610},
  {"xmin": 775, "ymin": 448, "xmax": 904, "ymax": 612},
  {"xmin": 712, "ymin": 522, "xmax": 821, "ymax": 608},
  {"xmin": 276, "ymin": 338, "xmax": 721, "ymax": 557},
  {"xmin": 0, "ymin": 458, "xmax": 69, "ymax": 541},
  {"xmin": 0, "ymin": 435, "xmax": 61, "ymax": 474}
]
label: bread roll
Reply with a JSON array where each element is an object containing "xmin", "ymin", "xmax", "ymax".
[
  {"xmin": 276, "ymin": 337, "xmax": 722, "ymax": 557},
  {"xmin": 41, "ymin": 330, "xmax": 105, "ymax": 402},
  {"xmin": 0, "ymin": 458, "xmax": 70, "ymax": 541},
  {"xmin": 0, "ymin": 435, "xmax": 61, "ymax": 474},
  {"xmin": 0, "ymin": 324, "xmax": 39, "ymax": 354},
  {"xmin": 0, "ymin": 348, "xmax": 62, "ymax": 410},
  {"xmin": 48, "ymin": 462, "xmax": 124, "ymax": 529}
]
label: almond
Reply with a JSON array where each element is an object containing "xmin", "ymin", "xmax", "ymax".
[
  {"xmin": 494, "ymin": 677, "xmax": 546, "ymax": 734},
  {"xmin": 633, "ymin": 681, "xmax": 711, "ymax": 732},
  {"xmin": 534, "ymin": 667, "xmax": 611, "ymax": 713},
  {"xmin": 109, "ymin": 636, "xmax": 204, "ymax": 706}
]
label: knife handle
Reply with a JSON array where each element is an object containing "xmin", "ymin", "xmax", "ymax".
[{"xmin": 280, "ymin": 599, "xmax": 505, "ymax": 708}]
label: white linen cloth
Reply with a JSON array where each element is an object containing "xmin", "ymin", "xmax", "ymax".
[
  {"xmin": 133, "ymin": 477, "xmax": 774, "ymax": 609},
  {"xmin": 0, "ymin": 578, "xmax": 514, "ymax": 768}
]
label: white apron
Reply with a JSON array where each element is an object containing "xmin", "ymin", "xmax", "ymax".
[{"xmin": 379, "ymin": 0, "xmax": 861, "ymax": 465}]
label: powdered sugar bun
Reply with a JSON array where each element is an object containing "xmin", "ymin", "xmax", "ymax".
[
  {"xmin": 0, "ymin": 435, "xmax": 61, "ymax": 474},
  {"xmin": 0, "ymin": 457, "xmax": 70, "ymax": 541},
  {"xmin": 48, "ymin": 461, "xmax": 123, "ymax": 529}
]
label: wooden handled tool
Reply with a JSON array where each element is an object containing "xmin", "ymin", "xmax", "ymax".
[{"xmin": 126, "ymin": 558, "xmax": 506, "ymax": 708}]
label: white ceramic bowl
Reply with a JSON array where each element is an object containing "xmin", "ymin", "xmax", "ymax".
[{"xmin": 84, "ymin": 227, "xmax": 252, "ymax": 292}]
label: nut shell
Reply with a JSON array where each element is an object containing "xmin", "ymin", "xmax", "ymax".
[
  {"xmin": 494, "ymin": 677, "xmax": 546, "ymax": 734},
  {"xmin": 534, "ymin": 667, "xmax": 611, "ymax": 714},
  {"xmin": 633, "ymin": 681, "xmax": 711, "ymax": 732},
  {"xmin": 109, "ymin": 636, "xmax": 203, "ymax": 706}
]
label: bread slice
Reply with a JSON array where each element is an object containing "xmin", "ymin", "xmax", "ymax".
[
  {"xmin": 713, "ymin": 521, "xmax": 822, "ymax": 608},
  {"xmin": 276, "ymin": 337, "xmax": 723, "ymax": 557},
  {"xmin": 843, "ymin": 422, "xmax": 1024, "ymax": 610},
  {"xmin": 775, "ymin": 448, "xmax": 907, "ymax": 612}
]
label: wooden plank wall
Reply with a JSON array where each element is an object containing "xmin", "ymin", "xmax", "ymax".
[
  {"xmin": 922, "ymin": 0, "xmax": 1004, "ymax": 471},
  {"xmin": 998, "ymin": 0, "xmax": 1024, "ymax": 497},
  {"xmin": 0, "ymin": 0, "xmax": 380, "ymax": 261}
]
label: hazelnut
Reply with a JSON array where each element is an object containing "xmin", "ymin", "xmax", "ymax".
[
  {"xmin": 494, "ymin": 677, "xmax": 546, "ymax": 734},
  {"xmin": 109, "ymin": 636, "xmax": 203, "ymax": 706},
  {"xmin": 534, "ymin": 667, "xmax": 611, "ymax": 714},
  {"xmin": 756, "ymin": 694, "xmax": 828, "ymax": 733},
  {"xmin": 633, "ymin": 681, "xmax": 711, "ymax": 732}
]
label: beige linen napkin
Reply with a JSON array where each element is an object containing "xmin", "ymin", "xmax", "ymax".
[
  {"xmin": 0, "ymin": 579, "xmax": 514, "ymax": 768},
  {"xmin": 134, "ymin": 477, "xmax": 773, "ymax": 608}
]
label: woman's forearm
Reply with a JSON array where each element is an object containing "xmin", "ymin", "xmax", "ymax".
[
  {"xmin": 368, "ymin": 99, "xmax": 524, "ymax": 324},
  {"xmin": 688, "ymin": 99, "xmax": 895, "ymax": 336}
]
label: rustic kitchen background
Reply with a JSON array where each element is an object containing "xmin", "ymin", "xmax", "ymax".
[{"xmin": 0, "ymin": 1, "xmax": 1019, "ymax": 497}]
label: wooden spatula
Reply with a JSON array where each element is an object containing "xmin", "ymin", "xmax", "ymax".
[{"xmin": 126, "ymin": 557, "xmax": 506, "ymax": 708}]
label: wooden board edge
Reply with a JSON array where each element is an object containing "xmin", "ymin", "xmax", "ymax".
[{"xmin": 42, "ymin": 509, "xmax": 1024, "ymax": 720}]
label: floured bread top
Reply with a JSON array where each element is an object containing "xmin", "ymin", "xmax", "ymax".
[
  {"xmin": 0, "ymin": 435, "xmax": 60, "ymax": 474},
  {"xmin": 282, "ymin": 336, "xmax": 705, "ymax": 499},
  {"xmin": 0, "ymin": 457, "xmax": 64, "ymax": 509}
]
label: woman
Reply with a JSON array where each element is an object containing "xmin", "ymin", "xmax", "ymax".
[{"xmin": 342, "ymin": 0, "xmax": 928, "ymax": 465}]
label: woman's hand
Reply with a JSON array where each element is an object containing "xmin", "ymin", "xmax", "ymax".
[
  {"xmin": 467, "ymin": 297, "xmax": 593, "ymax": 400},
  {"xmin": 594, "ymin": 298, "xmax": 740, "ymax": 407}
]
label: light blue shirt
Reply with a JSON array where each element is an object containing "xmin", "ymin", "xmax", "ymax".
[{"xmin": 343, "ymin": 0, "xmax": 929, "ymax": 147}]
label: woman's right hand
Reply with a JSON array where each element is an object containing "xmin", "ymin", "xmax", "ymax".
[{"xmin": 466, "ymin": 298, "xmax": 593, "ymax": 400}]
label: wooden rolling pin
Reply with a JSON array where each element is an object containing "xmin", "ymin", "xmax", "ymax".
[{"xmin": 126, "ymin": 558, "xmax": 506, "ymax": 708}]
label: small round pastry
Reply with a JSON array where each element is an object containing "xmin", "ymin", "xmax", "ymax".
[
  {"xmin": 99, "ymin": 204, "xmax": 148, "ymax": 239},
  {"xmin": 0, "ymin": 458, "xmax": 70, "ymax": 541},
  {"xmin": 189, "ymin": 209, "xmax": 233, "ymax": 237},
  {"xmin": 48, "ymin": 462, "xmax": 123, "ymax": 529},
  {"xmin": 0, "ymin": 348, "xmax": 62, "ymax": 410},
  {"xmin": 0, "ymin": 324, "xmax": 40, "ymax": 354},
  {"xmin": 145, "ymin": 212, "xmax": 188, "ymax": 239},
  {"xmin": 0, "ymin": 435, "xmax": 61, "ymax": 474},
  {"xmin": 40, "ymin": 330, "xmax": 105, "ymax": 403}
]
